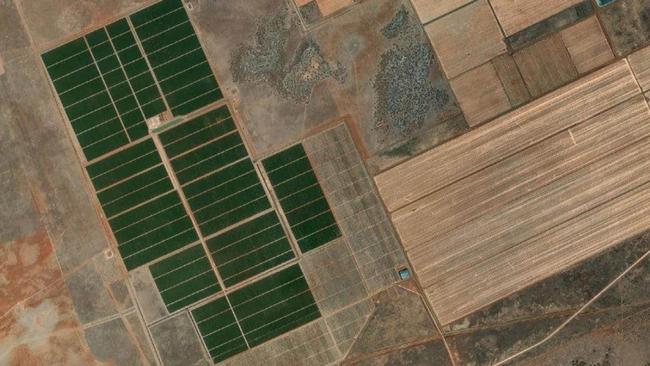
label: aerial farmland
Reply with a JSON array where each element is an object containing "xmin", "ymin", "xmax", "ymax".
[{"xmin": 1, "ymin": 0, "xmax": 649, "ymax": 365}]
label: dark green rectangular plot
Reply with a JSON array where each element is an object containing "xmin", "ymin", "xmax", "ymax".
[
  {"xmin": 107, "ymin": 18, "xmax": 166, "ymax": 120},
  {"xmin": 97, "ymin": 56, "xmax": 121, "ymax": 75},
  {"xmin": 86, "ymin": 138, "xmax": 160, "ymax": 190},
  {"xmin": 70, "ymin": 103, "xmax": 117, "ymax": 129},
  {"xmin": 90, "ymin": 42, "xmax": 113, "ymax": 59},
  {"xmin": 94, "ymin": 157, "xmax": 174, "ymax": 222},
  {"xmin": 94, "ymin": 44, "xmax": 115, "ymax": 61},
  {"xmin": 114, "ymin": 206, "xmax": 185, "ymax": 246},
  {"xmin": 117, "ymin": 45, "xmax": 143, "ymax": 64},
  {"xmin": 150, "ymin": 244, "xmax": 220, "ymax": 312},
  {"xmin": 131, "ymin": 0, "xmax": 223, "ymax": 116},
  {"xmin": 52, "ymin": 65, "xmax": 100, "ymax": 93},
  {"xmin": 64, "ymin": 91, "xmax": 113, "ymax": 121},
  {"xmin": 118, "ymin": 215, "xmax": 195, "ymax": 257},
  {"xmin": 278, "ymin": 184, "xmax": 323, "ymax": 212},
  {"xmin": 262, "ymin": 144, "xmax": 341, "ymax": 253},
  {"xmin": 124, "ymin": 122, "xmax": 148, "ymax": 142},
  {"xmin": 114, "ymin": 95, "xmax": 137, "ymax": 112},
  {"xmin": 86, "ymin": 140, "xmax": 198, "ymax": 270},
  {"xmin": 207, "ymin": 212, "xmax": 294, "ymax": 287},
  {"xmin": 123, "ymin": 112, "xmax": 149, "ymax": 140},
  {"xmin": 171, "ymin": 87, "xmax": 222, "ymax": 117},
  {"xmin": 44, "ymin": 16, "xmax": 167, "ymax": 161},
  {"xmin": 158, "ymin": 62, "xmax": 211, "ymax": 93},
  {"xmin": 98, "ymin": 167, "xmax": 174, "ymax": 218},
  {"xmin": 130, "ymin": 75, "xmax": 158, "ymax": 99},
  {"xmin": 103, "ymin": 67, "xmax": 127, "ymax": 86},
  {"xmin": 131, "ymin": 79, "xmax": 158, "ymax": 101},
  {"xmin": 76, "ymin": 113, "xmax": 128, "ymax": 161},
  {"xmin": 70, "ymin": 112, "xmax": 118, "ymax": 139},
  {"xmin": 106, "ymin": 16, "xmax": 130, "ymax": 37},
  {"xmin": 42, "ymin": 38, "xmax": 87, "ymax": 69},
  {"xmin": 192, "ymin": 297, "xmax": 248, "ymax": 363},
  {"xmin": 266, "ymin": 157, "xmax": 312, "ymax": 188},
  {"xmin": 142, "ymin": 99, "xmax": 168, "ymax": 118},
  {"xmin": 115, "ymin": 44, "xmax": 142, "ymax": 65},
  {"xmin": 168, "ymin": 83, "xmax": 220, "ymax": 115},
  {"xmin": 229, "ymin": 264, "xmax": 320, "ymax": 347},
  {"xmin": 270, "ymin": 170, "xmax": 319, "ymax": 200},
  {"xmin": 43, "ymin": 32, "xmax": 128, "ymax": 160},
  {"xmin": 145, "ymin": 34, "xmax": 199, "ymax": 67},
  {"xmin": 85, "ymin": 27, "xmax": 108, "ymax": 46},
  {"xmin": 76, "ymin": 119, "xmax": 123, "ymax": 147},
  {"xmin": 163, "ymin": 119, "xmax": 269, "ymax": 235},
  {"xmin": 141, "ymin": 21, "xmax": 195, "ymax": 53},
  {"xmin": 84, "ymin": 35, "xmax": 115, "ymax": 56},
  {"xmin": 43, "ymin": 36, "xmax": 131, "ymax": 160},
  {"xmin": 135, "ymin": 5, "xmax": 188, "ymax": 40},
  {"xmin": 261, "ymin": 144, "xmax": 305, "ymax": 172},
  {"xmin": 45, "ymin": 47, "xmax": 94, "ymax": 82},
  {"xmin": 284, "ymin": 197, "xmax": 331, "ymax": 224},
  {"xmin": 170, "ymin": 133, "xmax": 248, "ymax": 184},
  {"xmin": 195, "ymin": 184, "xmax": 270, "ymax": 237},
  {"xmin": 108, "ymin": 190, "xmax": 180, "ymax": 231},
  {"xmin": 163, "ymin": 77, "xmax": 217, "ymax": 110},
  {"xmin": 187, "ymin": 166, "xmax": 270, "ymax": 235},
  {"xmin": 118, "ymin": 200, "xmax": 198, "ymax": 270},
  {"xmin": 112, "ymin": 197, "xmax": 186, "ymax": 243},
  {"xmin": 154, "ymin": 44, "xmax": 204, "ymax": 78},
  {"xmin": 182, "ymin": 159, "xmax": 255, "ymax": 201},
  {"xmin": 159, "ymin": 105, "xmax": 235, "ymax": 159},
  {"xmin": 83, "ymin": 132, "xmax": 131, "ymax": 161},
  {"xmin": 79, "ymin": 116, "xmax": 134, "ymax": 151},
  {"xmin": 58, "ymin": 78, "xmax": 106, "ymax": 107},
  {"xmin": 124, "ymin": 58, "xmax": 149, "ymax": 76},
  {"xmin": 186, "ymin": 166, "xmax": 260, "ymax": 211},
  {"xmin": 47, "ymin": 52, "xmax": 95, "ymax": 82},
  {"xmin": 165, "ymin": 116, "xmax": 235, "ymax": 159},
  {"xmin": 87, "ymin": 23, "xmax": 162, "ymax": 141},
  {"xmin": 109, "ymin": 82, "xmax": 133, "ymax": 101}
]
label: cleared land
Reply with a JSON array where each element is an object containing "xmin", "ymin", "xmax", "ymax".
[
  {"xmin": 411, "ymin": 0, "xmax": 473, "ymax": 24},
  {"xmin": 628, "ymin": 45, "xmax": 650, "ymax": 92},
  {"xmin": 489, "ymin": 0, "xmax": 583, "ymax": 36},
  {"xmin": 375, "ymin": 60, "xmax": 650, "ymax": 324},
  {"xmin": 560, "ymin": 17, "xmax": 614, "ymax": 75},
  {"xmin": 375, "ymin": 60, "xmax": 639, "ymax": 212},
  {"xmin": 424, "ymin": 0, "xmax": 506, "ymax": 79}
]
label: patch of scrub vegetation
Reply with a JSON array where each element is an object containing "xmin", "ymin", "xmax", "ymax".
[
  {"xmin": 373, "ymin": 42, "xmax": 449, "ymax": 138},
  {"xmin": 381, "ymin": 5, "xmax": 410, "ymax": 39},
  {"xmin": 230, "ymin": 8, "xmax": 345, "ymax": 104},
  {"xmin": 281, "ymin": 39, "xmax": 346, "ymax": 103},
  {"xmin": 373, "ymin": 5, "xmax": 452, "ymax": 140},
  {"xmin": 230, "ymin": 9, "xmax": 292, "ymax": 85},
  {"xmin": 570, "ymin": 348, "xmax": 613, "ymax": 366}
]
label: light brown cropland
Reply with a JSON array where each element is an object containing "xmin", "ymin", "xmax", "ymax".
[
  {"xmin": 375, "ymin": 59, "xmax": 650, "ymax": 324},
  {"xmin": 489, "ymin": 0, "xmax": 583, "ymax": 36}
]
